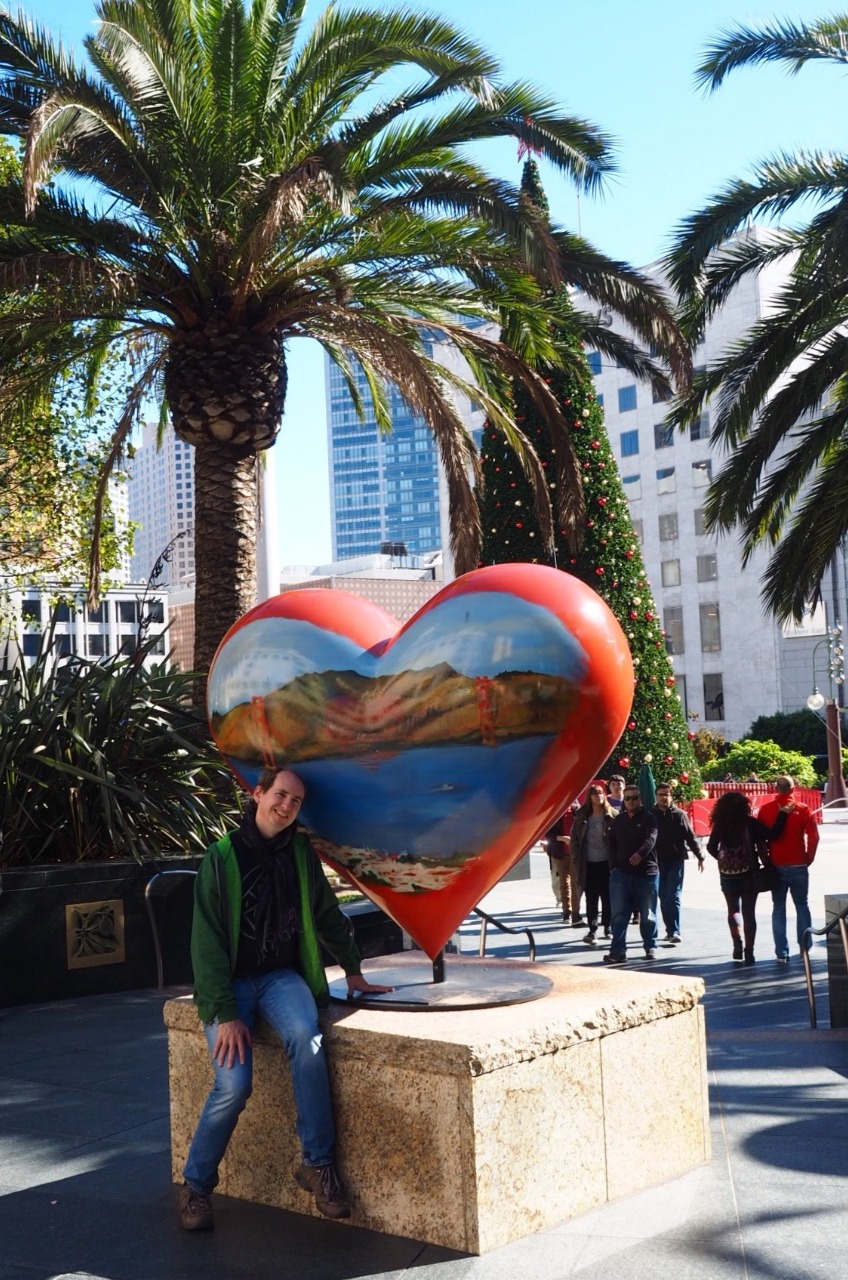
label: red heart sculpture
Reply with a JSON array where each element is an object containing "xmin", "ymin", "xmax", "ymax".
[{"xmin": 207, "ymin": 564, "xmax": 633, "ymax": 957}]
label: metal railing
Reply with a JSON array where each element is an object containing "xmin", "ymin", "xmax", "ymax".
[
  {"xmin": 801, "ymin": 905, "xmax": 848, "ymax": 1028},
  {"xmin": 144, "ymin": 867, "xmax": 198, "ymax": 990},
  {"xmin": 472, "ymin": 907, "xmax": 536, "ymax": 961}
]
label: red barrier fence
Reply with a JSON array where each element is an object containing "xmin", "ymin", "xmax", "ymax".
[{"xmin": 683, "ymin": 782, "xmax": 823, "ymax": 836}]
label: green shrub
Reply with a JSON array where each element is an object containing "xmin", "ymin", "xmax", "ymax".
[
  {"xmin": 0, "ymin": 632, "xmax": 239, "ymax": 865},
  {"xmin": 700, "ymin": 739, "xmax": 817, "ymax": 788},
  {"xmin": 747, "ymin": 710, "xmax": 825, "ymax": 757}
]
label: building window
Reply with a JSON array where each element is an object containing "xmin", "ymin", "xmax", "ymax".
[
  {"xmin": 697, "ymin": 553, "xmax": 718, "ymax": 582},
  {"xmin": 663, "ymin": 606, "xmax": 684, "ymax": 654},
  {"xmin": 659, "ymin": 513, "xmax": 678, "ymax": 541},
  {"xmin": 21, "ymin": 599, "xmax": 41, "ymax": 624},
  {"xmin": 656, "ymin": 467, "xmax": 676, "ymax": 495},
  {"xmin": 119, "ymin": 600, "xmax": 138, "ymax": 625},
  {"xmin": 618, "ymin": 385, "xmax": 637, "ymax": 413},
  {"xmin": 620, "ymin": 429, "xmax": 639, "ymax": 457},
  {"xmin": 694, "ymin": 508, "xmax": 707, "ymax": 536},
  {"xmin": 22, "ymin": 633, "xmax": 40, "ymax": 656},
  {"xmin": 587, "ymin": 351, "xmax": 602, "ymax": 375},
  {"xmin": 661, "ymin": 559, "xmax": 681, "ymax": 587},
  {"xmin": 631, "ymin": 519, "xmax": 644, "ymax": 542},
  {"xmin": 88, "ymin": 633, "xmax": 109, "ymax": 657},
  {"xmin": 88, "ymin": 601, "xmax": 108, "ymax": 623},
  {"xmin": 692, "ymin": 459, "xmax": 712, "ymax": 488},
  {"xmin": 596, "ymin": 393, "xmax": 604, "ymax": 409},
  {"xmin": 704, "ymin": 673, "xmax": 725, "ymax": 721},
  {"xmin": 700, "ymin": 602, "xmax": 722, "ymax": 652},
  {"xmin": 690, "ymin": 414, "xmax": 709, "ymax": 442},
  {"xmin": 623, "ymin": 474, "xmax": 642, "ymax": 501},
  {"xmin": 52, "ymin": 602, "xmax": 72, "ymax": 623},
  {"xmin": 654, "ymin": 423, "xmax": 674, "ymax": 450},
  {"xmin": 652, "ymin": 384, "xmax": 672, "ymax": 405}
]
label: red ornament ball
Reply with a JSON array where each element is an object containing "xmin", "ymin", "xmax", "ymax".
[
  {"xmin": 665, "ymin": 712, "xmax": 673, "ymax": 721},
  {"xmin": 680, "ymin": 771, "xmax": 690, "ymax": 783},
  {"xmin": 625, "ymin": 550, "xmax": 634, "ymax": 559},
  {"xmin": 687, "ymin": 731, "xmax": 696, "ymax": 741},
  {"xmin": 627, "ymin": 720, "xmax": 636, "ymax": 730},
  {"xmin": 644, "ymin": 610, "xmax": 654, "ymax": 621},
  {"xmin": 629, "ymin": 610, "xmax": 638, "ymax": 620},
  {"xmin": 666, "ymin": 675, "xmax": 676, "ymax": 687},
  {"xmin": 590, "ymin": 440, "xmax": 601, "ymax": 450},
  {"xmin": 597, "ymin": 497, "xmax": 608, "ymax": 507},
  {"xmin": 618, "ymin": 756, "xmax": 630, "ymax": 768},
  {"xmin": 595, "ymin": 567, "xmax": 605, "ymax": 576},
  {"xmin": 664, "ymin": 754, "xmax": 674, "ymax": 764}
]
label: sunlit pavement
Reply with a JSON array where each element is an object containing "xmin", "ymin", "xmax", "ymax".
[{"xmin": 1, "ymin": 824, "xmax": 846, "ymax": 1279}]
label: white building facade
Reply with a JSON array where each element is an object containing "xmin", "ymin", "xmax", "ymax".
[
  {"xmin": 128, "ymin": 421, "xmax": 196, "ymax": 589},
  {"xmin": 591, "ymin": 233, "xmax": 847, "ymax": 740}
]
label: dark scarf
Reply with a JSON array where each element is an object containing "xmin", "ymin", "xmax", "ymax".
[{"xmin": 236, "ymin": 802, "xmax": 301, "ymax": 962}]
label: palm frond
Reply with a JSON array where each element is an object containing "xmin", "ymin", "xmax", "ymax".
[{"xmin": 697, "ymin": 17, "xmax": 848, "ymax": 92}]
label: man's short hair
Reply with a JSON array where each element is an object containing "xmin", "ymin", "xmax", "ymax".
[
  {"xmin": 609, "ymin": 774, "xmax": 626, "ymax": 785},
  {"xmin": 656, "ymin": 782, "xmax": 673, "ymax": 791},
  {"xmin": 775, "ymin": 775, "xmax": 794, "ymax": 793},
  {"xmin": 256, "ymin": 765, "xmax": 306, "ymax": 795}
]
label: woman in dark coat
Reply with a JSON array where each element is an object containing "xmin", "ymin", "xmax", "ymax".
[
  {"xmin": 707, "ymin": 791, "xmax": 787, "ymax": 963},
  {"xmin": 570, "ymin": 783, "xmax": 616, "ymax": 945}
]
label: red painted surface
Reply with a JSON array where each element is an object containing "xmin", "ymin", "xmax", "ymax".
[{"xmin": 208, "ymin": 564, "xmax": 635, "ymax": 957}]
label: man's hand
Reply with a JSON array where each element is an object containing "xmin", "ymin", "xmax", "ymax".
[
  {"xmin": 697, "ymin": 858, "xmax": 705, "ymax": 874},
  {"xmin": 212, "ymin": 1018, "xmax": 252, "ymax": 1069},
  {"xmin": 346, "ymin": 973, "xmax": 394, "ymax": 997},
  {"xmin": 628, "ymin": 852, "xmax": 642, "ymax": 866}
]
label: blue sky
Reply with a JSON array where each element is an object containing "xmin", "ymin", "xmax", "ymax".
[{"xmin": 25, "ymin": 0, "xmax": 848, "ymax": 563}]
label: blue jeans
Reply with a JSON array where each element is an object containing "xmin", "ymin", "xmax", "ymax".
[
  {"xmin": 184, "ymin": 969, "xmax": 335, "ymax": 1195},
  {"xmin": 771, "ymin": 866, "xmax": 812, "ymax": 957},
  {"xmin": 609, "ymin": 869, "xmax": 659, "ymax": 955},
  {"xmin": 659, "ymin": 860, "xmax": 685, "ymax": 937}
]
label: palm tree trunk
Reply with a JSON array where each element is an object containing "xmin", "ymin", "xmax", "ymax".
[{"xmin": 191, "ymin": 438, "xmax": 259, "ymax": 684}]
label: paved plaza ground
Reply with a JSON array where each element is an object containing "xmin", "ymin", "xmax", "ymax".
[{"xmin": 2, "ymin": 822, "xmax": 847, "ymax": 1279}]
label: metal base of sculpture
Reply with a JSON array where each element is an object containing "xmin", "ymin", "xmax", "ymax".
[{"xmin": 328, "ymin": 957, "xmax": 552, "ymax": 1010}]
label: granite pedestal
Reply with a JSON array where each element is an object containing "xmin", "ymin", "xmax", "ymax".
[{"xmin": 165, "ymin": 954, "xmax": 709, "ymax": 1254}]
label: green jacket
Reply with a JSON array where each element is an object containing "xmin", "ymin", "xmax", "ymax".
[{"xmin": 191, "ymin": 828, "xmax": 362, "ymax": 1024}]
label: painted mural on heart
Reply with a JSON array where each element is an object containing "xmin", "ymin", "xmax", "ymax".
[{"xmin": 207, "ymin": 564, "xmax": 634, "ymax": 956}]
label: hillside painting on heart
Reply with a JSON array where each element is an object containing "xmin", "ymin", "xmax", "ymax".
[{"xmin": 207, "ymin": 564, "xmax": 634, "ymax": 956}]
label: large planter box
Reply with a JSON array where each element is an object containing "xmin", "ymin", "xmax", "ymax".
[
  {"xmin": 0, "ymin": 861, "xmax": 402, "ymax": 1008},
  {"xmin": 0, "ymin": 859, "xmax": 200, "ymax": 1008}
]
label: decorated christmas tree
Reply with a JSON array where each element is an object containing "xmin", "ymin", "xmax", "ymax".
[{"xmin": 478, "ymin": 161, "xmax": 701, "ymax": 799}]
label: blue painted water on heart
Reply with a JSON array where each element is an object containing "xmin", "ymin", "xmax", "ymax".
[{"xmin": 227, "ymin": 735, "xmax": 555, "ymax": 859}]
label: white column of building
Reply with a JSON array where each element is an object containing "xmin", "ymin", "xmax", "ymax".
[{"xmin": 256, "ymin": 447, "xmax": 281, "ymax": 602}]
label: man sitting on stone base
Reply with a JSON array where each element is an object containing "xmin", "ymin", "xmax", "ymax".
[{"xmin": 179, "ymin": 766, "xmax": 391, "ymax": 1231}]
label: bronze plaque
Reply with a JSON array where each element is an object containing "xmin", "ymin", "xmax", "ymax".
[{"xmin": 65, "ymin": 899, "xmax": 126, "ymax": 969}]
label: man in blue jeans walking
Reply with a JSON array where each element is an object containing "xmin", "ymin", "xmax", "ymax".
[
  {"xmin": 603, "ymin": 785, "xmax": 659, "ymax": 964},
  {"xmin": 758, "ymin": 776, "xmax": 819, "ymax": 962},
  {"xmin": 652, "ymin": 782, "xmax": 704, "ymax": 944},
  {"xmin": 179, "ymin": 767, "xmax": 391, "ymax": 1232}
]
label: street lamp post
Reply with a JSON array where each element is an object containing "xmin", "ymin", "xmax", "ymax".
[{"xmin": 806, "ymin": 625, "xmax": 847, "ymax": 808}]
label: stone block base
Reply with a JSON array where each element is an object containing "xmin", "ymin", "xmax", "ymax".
[{"xmin": 165, "ymin": 955, "xmax": 709, "ymax": 1254}]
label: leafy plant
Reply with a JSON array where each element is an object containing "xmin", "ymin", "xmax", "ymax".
[
  {"xmin": 747, "ymin": 709, "xmax": 826, "ymax": 758},
  {"xmin": 0, "ymin": 631, "xmax": 238, "ymax": 865},
  {"xmin": 700, "ymin": 739, "xmax": 817, "ymax": 787},
  {"xmin": 686, "ymin": 712, "xmax": 726, "ymax": 768}
]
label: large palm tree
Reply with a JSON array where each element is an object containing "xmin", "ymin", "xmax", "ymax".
[
  {"xmin": 0, "ymin": 0, "xmax": 689, "ymax": 673},
  {"xmin": 666, "ymin": 15, "xmax": 848, "ymax": 623}
]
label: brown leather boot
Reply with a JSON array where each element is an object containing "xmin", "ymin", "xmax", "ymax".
[{"xmin": 295, "ymin": 1162, "xmax": 351, "ymax": 1219}]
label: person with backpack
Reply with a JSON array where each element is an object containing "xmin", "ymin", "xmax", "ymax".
[{"xmin": 706, "ymin": 791, "xmax": 788, "ymax": 964}]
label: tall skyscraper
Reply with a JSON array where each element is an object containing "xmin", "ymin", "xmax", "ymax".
[
  {"xmin": 127, "ymin": 421, "xmax": 196, "ymax": 589},
  {"xmin": 325, "ymin": 333, "xmax": 487, "ymax": 566}
]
